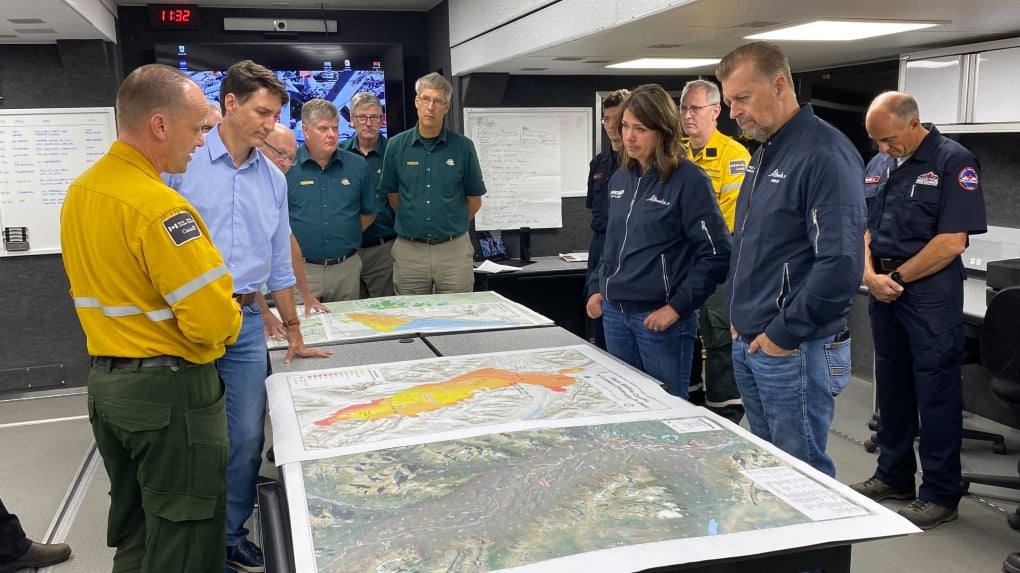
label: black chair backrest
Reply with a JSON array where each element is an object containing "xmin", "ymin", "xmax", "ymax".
[{"xmin": 981, "ymin": 286, "xmax": 1020, "ymax": 381}]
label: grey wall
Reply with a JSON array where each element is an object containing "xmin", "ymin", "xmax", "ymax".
[{"xmin": 0, "ymin": 41, "xmax": 121, "ymax": 394}]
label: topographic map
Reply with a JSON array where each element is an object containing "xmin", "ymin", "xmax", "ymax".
[
  {"xmin": 282, "ymin": 416, "xmax": 904, "ymax": 573},
  {"xmin": 266, "ymin": 345, "xmax": 680, "ymax": 465},
  {"xmin": 266, "ymin": 291, "xmax": 552, "ymax": 348}
]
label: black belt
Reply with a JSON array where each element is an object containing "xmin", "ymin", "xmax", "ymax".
[
  {"xmin": 403, "ymin": 234, "xmax": 459, "ymax": 245},
  {"xmin": 304, "ymin": 249, "xmax": 358, "ymax": 266},
  {"xmin": 92, "ymin": 355, "xmax": 198, "ymax": 369},
  {"xmin": 873, "ymin": 256, "xmax": 908, "ymax": 272},
  {"xmin": 361, "ymin": 234, "xmax": 397, "ymax": 249},
  {"xmin": 233, "ymin": 292, "xmax": 257, "ymax": 306}
]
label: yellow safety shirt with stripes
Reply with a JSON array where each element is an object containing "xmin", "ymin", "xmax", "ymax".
[
  {"xmin": 60, "ymin": 141, "xmax": 241, "ymax": 364},
  {"xmin": 690, "ymin": 129, "xmax": 751, "ymax": 233}
]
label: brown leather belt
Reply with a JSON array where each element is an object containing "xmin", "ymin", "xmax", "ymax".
[
  {"xmin": 873, "ymin": 256, "xmax": 908, "ymax": 272},
  {"xmin": 233, "ymin": 292, "xmax": 257, "ymax": 306},
  {"xmin": 92, "ymin": 355, "xmax": 196, "ymax": 368}
]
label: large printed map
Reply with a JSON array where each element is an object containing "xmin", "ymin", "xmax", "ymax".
[
  {"xmin": 266, "ymin": 291, "xmax": 552, "ymax": 348},
  {"xmin": 283, "ymin": 416, "xmax": 908, "ymax": 573},
  {"xmin": 266, "ymin": 345, "xmax": 679, "ymax": 464}
]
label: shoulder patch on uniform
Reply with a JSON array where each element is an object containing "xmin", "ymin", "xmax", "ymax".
[
  {"xmin": 958, "ymin": 167, "xmax": 979, "ymax": 191},
  {"xmin": 865, "ymin": 175, "xmax": 881, "ymax": 184},
  {"xmin": 593, "ymin": 172, "xmax": 603, "ymax": 180},
  {"xmin": 162, "ymin": 212, "xmax": 202, "ymax": 247},
  {"xmin": 915, "ymin": 171, "xmax": 939, "ymax": 186},
  {"xmin": 728, "ymin": 160, "xmax": 746, "ymax": 175}
]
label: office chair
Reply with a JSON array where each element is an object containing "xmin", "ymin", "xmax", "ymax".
[
  {"xmin": 863, "ymin": 313, "xmax": 1008, "ymax": 455},
  {"xmin": 961, "ymin": 286, "xmax": 1020, "ymax": 529}
]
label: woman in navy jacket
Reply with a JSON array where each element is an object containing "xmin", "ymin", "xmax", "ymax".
[{"xmin": 585, "ymin": 84, "xmax": 731, "ymax": 398}]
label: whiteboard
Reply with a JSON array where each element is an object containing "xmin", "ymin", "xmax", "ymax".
[
  {"xmin": 0, "ymin": 107, "xmax": 117, "ymax": 256},
  {"xmin": 464, "ymin": 107, "xmax": 592, "ymax": 231}
]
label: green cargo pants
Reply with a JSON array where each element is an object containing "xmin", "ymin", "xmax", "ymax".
[
  {"xmin": 698, "ymin": 278, "xmax": 745, "ymax": 424},
  {"xmin": 87, "ymin": 359, "xmax": 228, "ymax": 573}
]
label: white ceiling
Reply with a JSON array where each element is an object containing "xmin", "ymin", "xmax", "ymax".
[{"xmin": 4, "ymin": 0, "xmax": 1020, "ymax": 75}]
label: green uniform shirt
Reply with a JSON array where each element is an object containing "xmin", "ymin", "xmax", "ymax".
[
  {"xmin": 287, "ymin": 145, "xmax": 378, "ymax": 260},
  {"xmin": 341, "ymin": 135, "xmax": 395, "ymax": 244},
  {"xmin": 379, "ymin": 125, "xmax": 486, "ymax": 239}
]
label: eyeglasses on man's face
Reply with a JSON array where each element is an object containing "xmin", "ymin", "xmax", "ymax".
[
  {"xmin": 417, "ymin": 95, "xmax": 449, "ymax": 108},
  {"xmin": 679, "ymin": 104, "xmax": 719, "ymax": 115},
  {"xmin": 262, "ymin": 140, "xmax": 296, "ymax": 164},
  {"xmin": 353, "ymin": 114, "xmax": 383, "ymax": 124}
]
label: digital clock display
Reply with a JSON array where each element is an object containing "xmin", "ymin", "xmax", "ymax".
[{"xmin": 147, "ymin": 4, "xmax": 201, "ymax": 30}]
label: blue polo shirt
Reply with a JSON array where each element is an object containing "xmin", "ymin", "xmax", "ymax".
[
  {"xmin": 865, "ymin": 124, "xmax": 987, "ymax": 260},
  {"xmin": 286, "ymin": 145, "xmax": 378, "ymax": 260},
  {"xmin": 340, "ymin": 135, "xmax": 395, "ymax": 244},
  {"xmin": 379, "ymin": 125, "xmax": 486, "ymax": 239},
  {"xmin": 164, "ymin": 124, "xmax": 295, "ymax": 294}
]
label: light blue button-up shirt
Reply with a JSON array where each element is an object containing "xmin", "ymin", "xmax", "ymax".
[{"xmin": 165, "ymin": 125, "xmax": 295, "ymax": 294}]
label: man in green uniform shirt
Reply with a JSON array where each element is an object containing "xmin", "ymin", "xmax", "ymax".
[
  {"xmin": 379, "ymin": 72, "xmax": 487, "ymax": 295},
  {"xmin": 342, "ymin": 92, "xmax": 395, "ymax": 297},
  {"xmin": 287, "ymin": 98, "xmax": 378, "ymax": 302}
]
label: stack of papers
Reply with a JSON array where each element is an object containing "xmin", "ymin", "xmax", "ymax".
[
  {"xmin": 475, "ymin": 260, "xmax": 523, "ymax": 273},
  {"xmin": 559, "ymin": 252, "xmax": 589, "ymax": 262}
]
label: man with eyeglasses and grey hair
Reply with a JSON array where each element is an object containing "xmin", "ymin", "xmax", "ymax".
[
  {"xmin": 287, "ymin": 98, "xmax": 378, "ymax": 303},
  {"xmin": 342, "ymin": 92, "xmax": 396, "ymax": 297},
  {"xmin": 380, "ymin": 72, "xmax": 487, "ymax": 294},
  {"xmin": 679, "ymin": 78, "xmax": 751, "ymax": 425}
]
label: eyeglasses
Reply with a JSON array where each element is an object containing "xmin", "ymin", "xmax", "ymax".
[
  {"xmin": 600, "ymin": 117, "xmax": 615, "ymax": 124},
  {"xmin": 417, "ymin": 95, "xmax": 449, "ymax": 108},
  {"xmin": 262, "ymin": 140, "xmax": 296, "ymax": 165},
  {"xmin": 353, "ymin": 114, "xmax": 383, "ymax": 124},
  {"xmin": 679, "ymin": 104, "xmax": 719, "ymax": 115}
]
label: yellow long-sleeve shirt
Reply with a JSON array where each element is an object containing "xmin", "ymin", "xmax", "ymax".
[
  {"xmin": 690, "ymin": 129, "xmax": 751, "ymax": 233},
  {"xmin": 61, "ymin": 141, "xmax": 241, "ymax": 364}
]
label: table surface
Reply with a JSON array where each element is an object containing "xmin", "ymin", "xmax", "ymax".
[
  {"xmin": 268, "ymin": 336, "xmax": 436, "ymax": 373},
  {"xmin": 423, "ymin": 325, "xmax": 586, "ymax": 356},
  {"xmin": 475, "ymin": 255, "xmax": 588, "ymax": 276}
]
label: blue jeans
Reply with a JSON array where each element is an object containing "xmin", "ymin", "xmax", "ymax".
[
  {"xmin": 731, "ymin": 334, "xmax": 851, "ymax": 477},
  {"xmin": 216, "ymin": 303, "xmax": 268, "ymax": 546},
  {"xmin": 601, "ymin": 302, "xmax": 698, "ymax": 398}
]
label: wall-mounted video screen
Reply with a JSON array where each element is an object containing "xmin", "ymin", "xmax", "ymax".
[{"xmin": 154, "ymin": 42, "xmax": 405, "ymax": 144}]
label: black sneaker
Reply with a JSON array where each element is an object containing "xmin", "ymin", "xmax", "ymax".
[
  {"xmin": 1004, "ymin": 551, "xmax": 1020, "ymax": 573},
  {"xmin": 226, "ymin": 539, "xmax": 265, "ymax": 573},
  {"xmin": 897, "ymin": 499, "xmax": 958, "ymax": 530},
  {"xmin": 849, "ymin": 477, "xmax": 916, "ymax": 502}
]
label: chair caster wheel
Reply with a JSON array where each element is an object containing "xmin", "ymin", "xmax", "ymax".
[
  {"xmin": 864, "ymin": 440, "xmax": 878, "ymax": 453},
  {"xmin": 1007, "ymin": 510, "xmax": 1020, "ymax": 531}
]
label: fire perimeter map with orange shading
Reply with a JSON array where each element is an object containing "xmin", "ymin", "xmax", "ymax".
[
  {"xmin": 266, "ymin": 345, "xmax": 687, "ymax": 465},
  {"xmin": 266, "ymin": 291, "xmax": 553, "ymax": 349}
]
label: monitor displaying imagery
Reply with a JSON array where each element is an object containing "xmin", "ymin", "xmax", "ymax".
[{"xmin": 155, "ymin": 42, "xmax": 404, "ymax": 143}]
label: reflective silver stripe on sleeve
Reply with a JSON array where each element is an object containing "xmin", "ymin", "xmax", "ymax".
[
  {"xmin": 720, "ymin": 183, "xmax": 741, "ymax": 193},
  {"xmin": 163, "ymin": 264, "xmax": 230, "ymax": 305},
  {"xmin": 73, "ymin": 297, "xmax": 175, "ymax": 322}
]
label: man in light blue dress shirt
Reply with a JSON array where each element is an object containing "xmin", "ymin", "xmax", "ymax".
[{"xmin": 166, "ymin": 60, "xmax": 330, "ymax": 573}]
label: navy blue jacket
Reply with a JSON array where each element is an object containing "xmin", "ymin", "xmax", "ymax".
[
  {"xmin": 865, "ymin": 124, "xmax": 986, "ymax": 261},
  {"xmin": 728, "ymin": 104, "xmax": 866, "ymax": 349},
  {"xmin": 588, "ymin": 159, "xmax": 732, "ymax": 320},
  {"xmin": 586, "ymin": 149, "xmax": 618, "ymax": 233}
]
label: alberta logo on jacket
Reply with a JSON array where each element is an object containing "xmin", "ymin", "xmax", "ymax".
[
  {"xmin": 647, "ymin": 194, "xmax": 671, "ymax": 206},
  {"xmin": 610, "ymin": 188, "xmax": 625, "ymax": 199}
]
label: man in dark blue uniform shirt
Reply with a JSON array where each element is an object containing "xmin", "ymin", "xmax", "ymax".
[
  {"xmin": 584, "ymin": 89, "xmax": 628, "ymax": 349},
  {"xmin": 850, "ymin": 91, "xmax": 987, "ymax": 530}
]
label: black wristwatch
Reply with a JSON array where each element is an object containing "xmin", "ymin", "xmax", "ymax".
[{"xmin": 890, "ymin": 271, "xmax": 906, "ymax": 286}]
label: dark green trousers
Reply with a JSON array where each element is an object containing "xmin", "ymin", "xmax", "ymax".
[
  {"xmin": 698, "ymin": 278, "xmax": 745, "ymax": 424},
  {"xmin": 88, "ymin": 360, "xmax": 228, "ymax": 573}
]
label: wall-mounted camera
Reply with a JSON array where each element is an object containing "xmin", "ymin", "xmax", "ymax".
[{"xmin": 273, "ymin": 20, "xmax": 288, "ymax": 31}]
